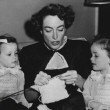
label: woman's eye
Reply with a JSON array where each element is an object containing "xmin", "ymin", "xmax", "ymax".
[
  {"xmin": 45, "ymin": 28, "xmax": 52, "ymax": 32},
  {"xmin": 95, "ymin": 55, "xmax": 98, "ymax": 58},
  {"xmin": 46, "ymin": 30, "xmax": 51, "ymax": 32},
  {"xmin": 58, "ymin": 28, "xmax": 64, "ymax": 32}
]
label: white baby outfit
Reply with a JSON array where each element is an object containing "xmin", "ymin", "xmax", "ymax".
[
  {"xmin": 83, "ymin": 70, "xmax": 110, "ymax": 109},
  {"xmin": 0, "ymin": 65, "xmax": 28, "ymax": 107}
]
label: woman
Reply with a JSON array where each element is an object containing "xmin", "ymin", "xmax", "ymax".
[{"xmin": 19, "ymin": 3, "xmax": 92, "ymax": 110}]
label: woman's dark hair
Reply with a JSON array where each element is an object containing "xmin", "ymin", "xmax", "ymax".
[
  {"xmin": 31, "ymin": 3, "xmax": 75, "ymax": 31},
  {"xmin": 25, "ymin": 3, "xmax": 75, "ymax": 42},
  {"xmin": 91, "ymin": 34, "xmax": 110, "ymax": 58}
]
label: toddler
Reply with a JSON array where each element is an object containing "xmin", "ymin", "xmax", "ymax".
[
  {"xmin": 0, "ymin": 34, "xmax": 28, "ymax": 110},
  {"xmin": 83, "ymin": 35, "xmax": 110, "ymax": 110}
]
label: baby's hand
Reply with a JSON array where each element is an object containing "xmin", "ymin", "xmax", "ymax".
[
  {"xmin": 34, "ymin": 71, "xmax": 51, "ymax": 86},
  {"xmin": 98, "ymin": 105, "xmax": 110, "ymax": 110}
]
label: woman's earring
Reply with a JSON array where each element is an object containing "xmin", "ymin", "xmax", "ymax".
[{"xmin": 40, "ymin": 31, "xmax": 42, "ymax": 34}]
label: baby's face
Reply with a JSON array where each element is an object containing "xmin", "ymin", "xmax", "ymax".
[
  {"xmin": 0, "ymin": 43, "xmax": 18, "ymax": 68},
  {"xmin": 91, "ymin": 44, "xmax": 110, "ymax": 72}
]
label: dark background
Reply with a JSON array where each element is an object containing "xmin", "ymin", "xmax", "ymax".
[{"xmin": 98, "ymin": 4, "xmax": 110, "ymax": 35}]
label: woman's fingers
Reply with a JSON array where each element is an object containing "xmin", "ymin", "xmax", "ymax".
[
  {"xmin": 60, "ymin": 70, "xmax": 77, "ymax": 79},
  {"xmin": 59, "ymin": 70, "xmax": 77, "ymax": 84},
  {"xmin": 34, "ymin": 71, "xmax": 51, "ymax": 86}
]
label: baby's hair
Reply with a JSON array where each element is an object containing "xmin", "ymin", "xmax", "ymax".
[
  {"xmin": 0, "ymin": 34, "xmax": 18, "ymax": 53},
  {"xmin": 0, "ymin": 34, "xmax": 17, "ymax": 44},
  {"xmin": 91, "ymin": 34, "xmax": 110, "ymax": 58}
]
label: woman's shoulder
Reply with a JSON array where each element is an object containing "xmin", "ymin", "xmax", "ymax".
[
  {"xmin": 19, "ymin": 42, "xmax": 42, "ymax": 55},
  {"xmin": 66, "ymin": 38, "xmax": 90, "ymax": 51},
  {"xmin": 67, "ymin": 38, "xmax": 90, "ymax": 45},
  {"xmin": 21, "ymin": 42, "xmax": 39, "ymax": 51}
]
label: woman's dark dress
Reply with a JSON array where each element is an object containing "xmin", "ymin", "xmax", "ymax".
[{"xmin": 19, "ymin": 39, "xmax": 92, "ymax": 110}]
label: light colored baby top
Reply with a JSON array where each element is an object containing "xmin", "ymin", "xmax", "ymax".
[
  {"xmin": 0, "ymin": 65, "xmax": 28, "ymax": 107},
  {"xmin": 83, "ymin": 70, "xmax": 110, "ymax": 108}
]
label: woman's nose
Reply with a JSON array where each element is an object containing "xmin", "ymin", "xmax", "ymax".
[{"xmin": 53, "ymin": 31, "xmax": 58, "ymax": 40}]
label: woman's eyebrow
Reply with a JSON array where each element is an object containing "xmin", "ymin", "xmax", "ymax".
[
  {"xmin": 92, "ymin": 51, "xmax": 97, "ymax": 54},
  {"xmin": 44, "ymin": 26, "xmax": 52, "ymax": 29},
  {"xmin": 57, "ymin": 25, "xmax": 65, "ymax": 28},
  {"xmin": 44, "ymin": 25, "xmax": 65, "ymax": 29}
]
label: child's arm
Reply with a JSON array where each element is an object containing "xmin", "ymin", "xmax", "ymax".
[
  {"xmin": 83, "ymin": 75, "xmax": 109, "ymax": 110},
  {"xmin": 83, "ymin": 75, "xmax": 93, "ymax": 105},
  {"xmin": 89, "ymin": 101, "xmax": 110, "ymax": 110},
  {"xmin": 17, "ymin": 70, "xmax": 30, "ymax": 107},
  {"xmin": 88, "ymin": 100, "xmax": 102, "ymax": 110},
  {"xmin": 17, "ymin": 70, "xmax": 25, "ymax": 93},
  {"xmin": 83, "ymin": 75, "xmax": 99, "ymax": 110}
]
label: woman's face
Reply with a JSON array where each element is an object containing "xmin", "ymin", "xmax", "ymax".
[{"xmin": 42, "ymin": 15, "xmax": 66, "ymax": 50}]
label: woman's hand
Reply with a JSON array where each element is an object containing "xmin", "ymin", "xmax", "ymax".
[
  {"xmin": 75, "ymin": 74, "xmax": 85, "ymax": 89},
  {"xmin": 34, "ymin": 71, "xmax": 51, "ymax": 86},
  {"xmin": 60, "ymin": 70, "xmax": 85, "ymax": 89},
  {"xmin": 59, "ymin": 70, "xmax": 77, "ymax": 85}
]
